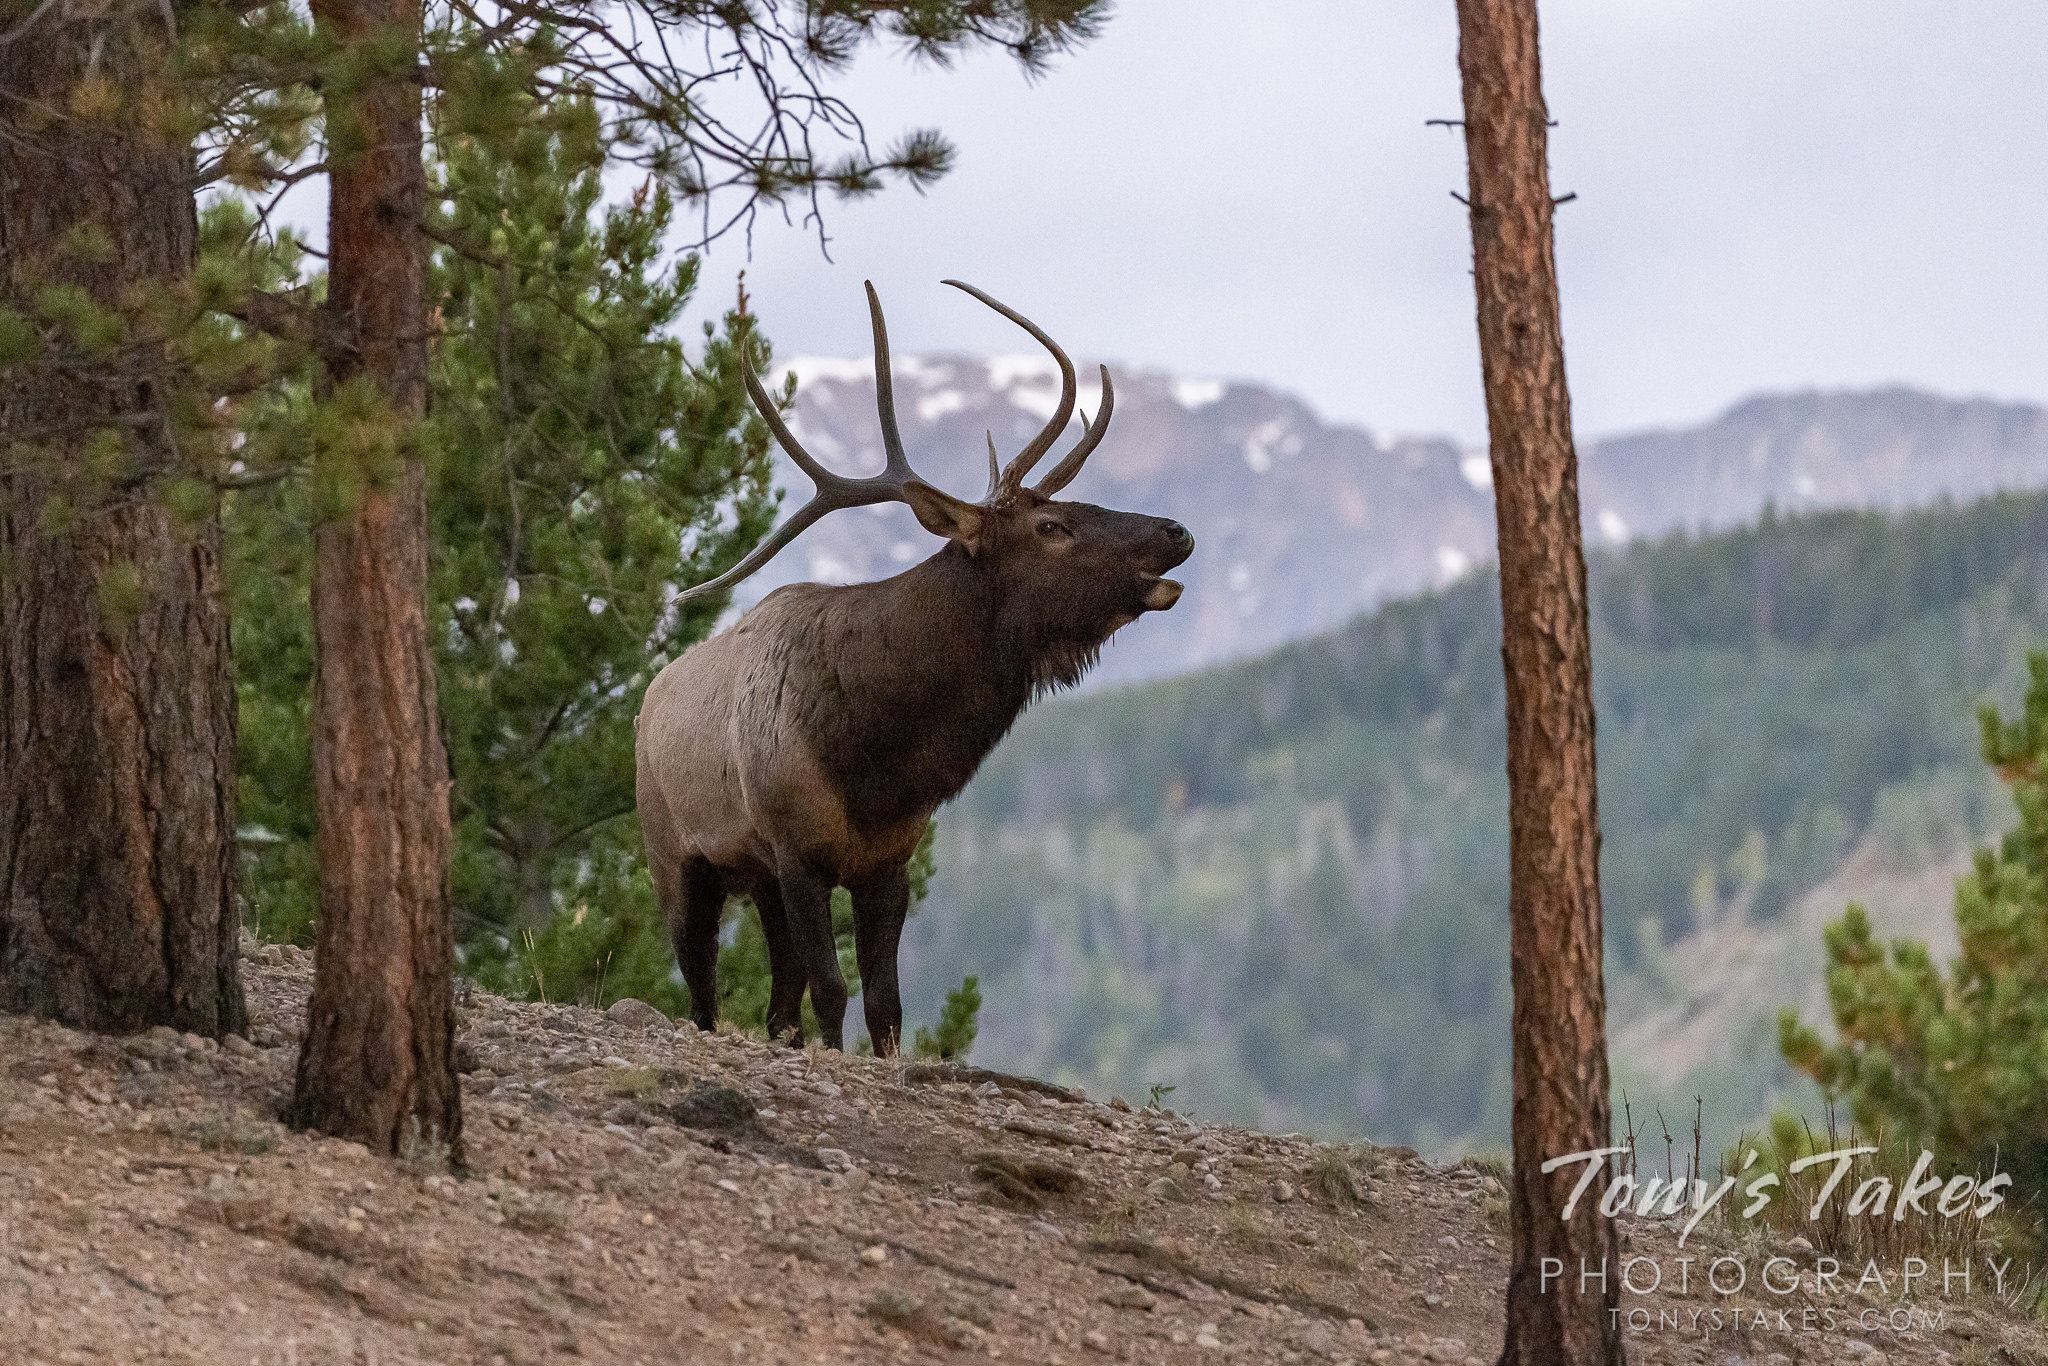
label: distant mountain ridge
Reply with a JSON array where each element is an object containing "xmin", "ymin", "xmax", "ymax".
[{"xmin": 737, "ymin": 363, "xmax": 2048, "ymax": 683}]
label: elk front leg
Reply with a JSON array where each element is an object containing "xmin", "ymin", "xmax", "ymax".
[
  {"xmin": 773, "ymin": 860, "xmax": 848, "ymax": 1051},
  {"xmin": 665, "ymin": 857, "xmax": 728, "ymax": 1033},
  {"xmin": 749, "ymin": 881, "xmax": 808, "ymax": 1046},
  {"xmin": 848, "ymin": 864, "xmax": 910, "ymax": 1056}
]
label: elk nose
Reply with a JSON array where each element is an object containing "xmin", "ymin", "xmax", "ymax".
[{"xmin": 1160, "ymin": 520, "xmax": 1191, "ymax": 547}]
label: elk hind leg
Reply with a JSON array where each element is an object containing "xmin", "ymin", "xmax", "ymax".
[
  {"xmin": 773, "ymin": 859, "xmax": 848, "ymax": 1051},
  {"xmin": 664, "ymin": 857, "xmax": 727, "ymax": 1033},
  {"xmin": 848, "ymin": 864, "xmax": 910, "ymax": 1056},
  {"xmin": 749, "ymin": 880, "xmax": 808, "ymax": 1046}
]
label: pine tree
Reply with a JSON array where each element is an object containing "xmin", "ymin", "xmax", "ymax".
[
  {"xmin": 1453, "ymin": 1, "xmax": 1623, "ymax": 1361},
  {"xmin": 1782, "ymin": 651, "xmax": 2048, "ymax": 1205},
  {"xmin": 1, "ymin": 0, "xmax": 246, "ymax": 1038},
  {"xmin": 912, "ymin": 974, "xmax": 981, "ymax": 1059}
]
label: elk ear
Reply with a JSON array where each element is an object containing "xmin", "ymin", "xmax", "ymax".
[{"xmin": 902, "ymin": 480, "xmax": 991, "ymax": 552}]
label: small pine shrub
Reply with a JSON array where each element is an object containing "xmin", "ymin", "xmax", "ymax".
[
  {"xmin": 1782, "ymin": 651, "xmax": 2048, "ymax": 1216},
  {"xmin": 912, "ymin": 974, "xmax": 982, "ymax": 1060}
]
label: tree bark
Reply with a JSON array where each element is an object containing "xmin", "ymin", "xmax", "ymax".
[
  {"xmin": 1452, "ymin": 3, "xmax": 1622, "ymax": 1363},
  {"xmin": 284, "ymin": 0, "xmax": 462, "ymax": 1159},
  {"xmin": 0, "ymin": 8, "xmax": 247, "ymax": 1038}
]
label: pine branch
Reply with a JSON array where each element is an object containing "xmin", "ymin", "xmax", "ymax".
[{"xmin": 226, "ymin": 286, "xmax": 355, "ymax": 360}]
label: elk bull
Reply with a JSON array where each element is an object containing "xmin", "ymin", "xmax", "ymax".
[{"xmin": 635, "ymin": 281, "xmax": 1192, "ymax": 1052}]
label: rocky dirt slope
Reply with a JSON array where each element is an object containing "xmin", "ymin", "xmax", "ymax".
[{"xmin": 1, "ymin": 943, "xmax": 2043, "ymax": 1365}]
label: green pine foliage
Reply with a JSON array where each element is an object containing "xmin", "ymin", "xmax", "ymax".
[
  {"xmin": 426, "ymin": 108, "xmax": 777, "ymax": 937},
  {"xmin": 913, "ymin": 975, "xmax": 982, "ymax": 1060},
  {"xmin": 1781, "ymin": 652, "xmax": 2048, "ymax": 1205}
]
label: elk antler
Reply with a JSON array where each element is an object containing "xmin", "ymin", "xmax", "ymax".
[
  {"xmin": 1031, "ymin": 366, "xmax": 1113, "ymax": 498},
  {"xmin": 674, "ymin": 281, "xmax": 967, "ymax": 605},
  {"xmin": 942, "ymin": 280, "xmax": 1076, "ymax": 503},
  {"xmin": 942, "ymin": 279, "xmax": 1112, "ymax": 503}
]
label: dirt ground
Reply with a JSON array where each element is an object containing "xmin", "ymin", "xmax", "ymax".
[{"xmin": 1, "ymin": 943, "xmax": 2043, "ymax": 1365}]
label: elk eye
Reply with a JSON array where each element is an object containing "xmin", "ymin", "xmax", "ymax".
[{"xmin": 1037, "ymin": 520, "xmax": 1067, "ymax": 538}]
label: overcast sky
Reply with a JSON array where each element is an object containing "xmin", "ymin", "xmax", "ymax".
[{"xmin": 676, "ymin": 0, "xmax": 2048, "ymax": 448}]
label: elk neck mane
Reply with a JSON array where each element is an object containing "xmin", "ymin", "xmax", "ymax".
[{"xmin": 761, "ymin": 541, "xmax": 1112, "ymax": 824}]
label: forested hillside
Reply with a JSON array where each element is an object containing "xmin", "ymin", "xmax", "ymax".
[{"xmin": 902, "ymin": 491, "xmax": 2048, "ymax": 1151}]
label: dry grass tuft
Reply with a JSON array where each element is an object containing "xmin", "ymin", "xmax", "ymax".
[
  {"xmin": 188, "ymin": 1108, "xmax": 278, "ymax": 1156},
  {"xmin": 1313, "ymin": 1232, "xmax": 1364, "ymax": 1272},
  {"xmin": 1225, "ymin": 1204, "xmax": 1282, "ymax": 1252},
  {"xmin": 1460, "ymin": 1150, "xmax": 1510, "ymax": 1182},
  {"xmin": 605, "ymin": 1066, "xmax": 664, "ymax": 1101},
  {"xmin": 504, "ymin": 1194, "xmax": 572, "ymax": 1236},
  {"xmin": 862, "ymin": 1290, "xmax": 958, "ymax": 1347},
  {"xmin": 1088, "ymin": 1197, "xmax": 1143, "ymax": 1242},
  {"xmin": 1305, "ymin": 1148, "xmax": 1372, "ymax": 1208}
]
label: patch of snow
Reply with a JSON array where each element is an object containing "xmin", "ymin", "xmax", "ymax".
[
  {"xmin": 1171, "ymin": 377, "xmax": 1225, "ymax": 410},
  {"xmin": 1597, "ymin": 507, "xmax": 1630, "ymax": 543},
  {"xmin": 784, "ymin": 416, "xmax": 847, "ymax": 461},
  {"xmin": 587, "ymin": 597, "xmax": 607, "ymax": 616},
  {"xmin": 1009, "ymin": 386, "xmax": 1063, "ymax": 422},
  {"xmin": 917, "ymin": 389, "xmax": 968, "ymax": 422},
  {"xmin": 896, "ymin": 357, "xmax": 952, "ymax": 387},
  {"xmin": 987, "ymin": 354, "xmax": 1060, "ymax": 388},
  {"xmin": 1077, "ymin": 381, "xmax": 1104, "ymax": 422},
  {"xmin": 1436, "ymin": 545, "xmax": 1472, "ymax": 581},
  {"xmin": 504, "ymin": 578, "xmax": 521, "ymax": 605},
  {"xmin": 784, "ymin": 355, "xmax": 872, "ymax": 389},
  {"xmin": 1242, "ymin": 418, "xmax": 1294, "ymax": 474},
  {"xmin": 1460, "ymin": 451, "xmax": 1492, "ymax": 490}
]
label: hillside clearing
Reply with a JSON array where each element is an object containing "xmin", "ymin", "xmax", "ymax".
[{"xmin": 0, "ymin": 944, "xmax": 2040, "ymax": 1365}]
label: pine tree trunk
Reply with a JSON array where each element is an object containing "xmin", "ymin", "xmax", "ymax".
[
  {"xmin": 0, "ymin": 9, "xmax": 247, "ymax": 1039},
  {"xmin": 284, "ymin": 0, "xmax": 462, "ymax": 1159},
  {"xmin": 1452, "ymin": 2, "xmax": 1623, "ymax": 1363}
]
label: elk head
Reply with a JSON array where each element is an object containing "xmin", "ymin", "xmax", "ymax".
[{"xmin": 677, "ymin": 280, "xmax": 1193, "ymax": 685}]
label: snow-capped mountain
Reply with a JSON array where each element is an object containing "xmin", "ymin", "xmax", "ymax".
[{"xmin": 734, "ymin": 361, "xmax": 2048, "ymax": 684}]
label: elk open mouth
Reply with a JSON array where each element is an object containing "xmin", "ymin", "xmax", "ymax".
[{"xmin": 1139, "ymin": 574, "xmax": 1184, "ymax": 610}]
